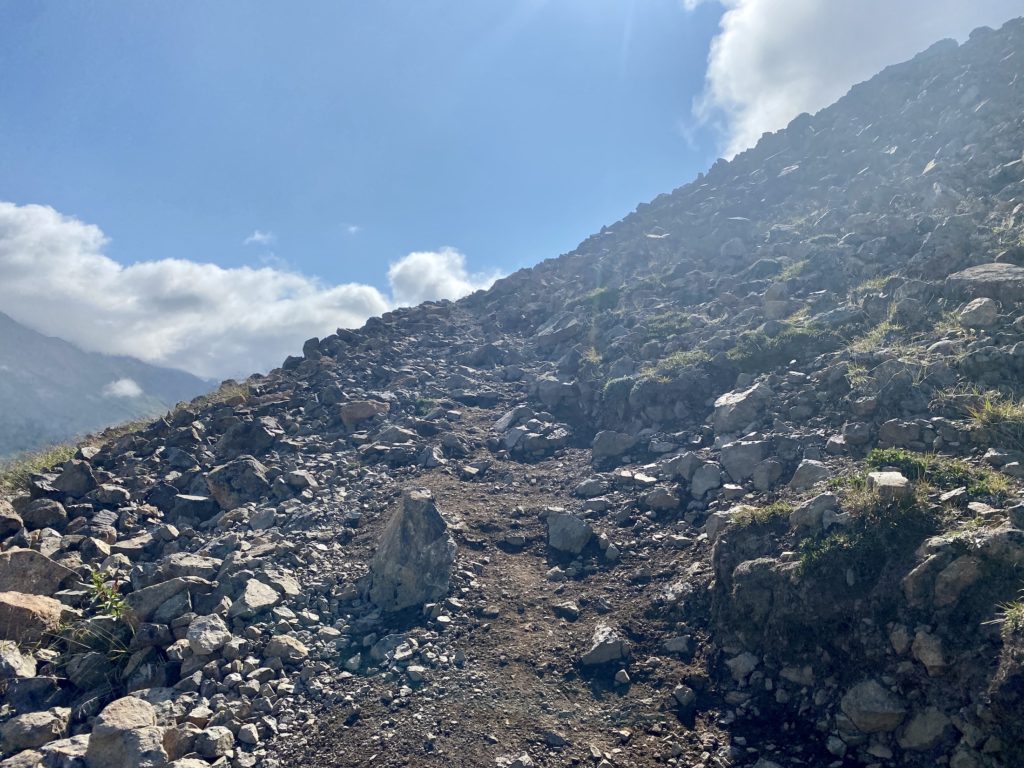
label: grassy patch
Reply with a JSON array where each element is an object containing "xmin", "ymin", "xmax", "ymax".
[
  {"xmin": 866, "ymin": 448, "xmax": 1009, "ymax": 498},
  {"xmin": 569, "ymin": 286, "xmax": 620, "ymax": 313},
  {"xmin": 186, "ymin": 381, "xmax": 250, "ymax": 411},
  {"xmin": 968, "ymin": 393, "xmax": 1024, "ymax": 450},
  {"xmin": 998, "ymin": 597, "xmax": 1024, "ymax": 638},
  {"xmin": 0, "ymin": 444, "xmax": 77, "ymax": 493},
  {"xmin": 780, "ymin": 259, "xmax": 809, "ymax": 280},
  {"xmin": 733, "ymin": 501, "xmax": 792, "ymax": 526},
  {"xmin": 641, "ymin": 349, "xmax": 712, "ymax": 381},
  {"xmin": 850, "ymin": 320, "xmax": 901, "ymax": 354},
  {"xmin": 845, "ymin": 363, "xmax": 870, "ymax": 391},
  {"xmin": 643, "ymin": 310, "xmax": 695, "ymax": 340},
  {"xmin": 799, "ymin": 492, "xmax": 938, "ymax": 580},
  {"xmin": 727, "ymin": 325, "xmax": 836, "ymax": 373}
]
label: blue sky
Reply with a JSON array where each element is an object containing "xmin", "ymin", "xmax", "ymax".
[
  {"xmin": 1, "ymin": 0, "xmax": 1018, "ymax": 378},
  {"xmin": 0, "ymin": 1, "xmax": 722, "ymax": 289}
]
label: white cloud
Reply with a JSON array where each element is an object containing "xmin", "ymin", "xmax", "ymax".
[
  {"xmin": 102, "ymin": 378, "xmax": 144, "ymax": 398},
  {"xmin": 0, "ymin": 203, "xmax": 499, "ymax": 380},
  {"xmin": 387, "ymin": 248, "xmax": 499, "ymax": 307},
  {"xmin": 345, "ymin": 224, "xmax": 361, "ymax": 235},
  {"xmin": 690, "ymin": 0, "xmax": 1023, "ymax": 157},
  {"xmin": 243, "ymin": 229, "xmax": 275, "ymax": 246}
]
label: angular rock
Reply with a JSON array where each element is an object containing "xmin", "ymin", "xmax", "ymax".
[
  {"xmin": 0, "ymin": 592, "xmax": 65, "ymax": 643},
  {"xmin": 0, "ymin": 641, "xmax": 37, "ymax": 680},
  {"xmin": 790, "ymin": 459, "xmax": 830, "ymax": 489},
  {"xmin": 85, "ymin": 696, "xmax": 162, "ymax": 768},
  {"xmin": 21, "ymin": 499, "xmax": 67, "ymax": 531},
  {"xmin": 366, "ymin": 489, "xmax": 456, "ymax": 612},
  {"xmin": 591, "ymin": 431, "xmax": 637, "ymax": 466},
  {"xmin": 580, "ymin": 624, "xmax": 630, "ymax": 666},
  {"xmin": 206, "ymin": 456, "xmax": 271, "ymax": 510},
  {"xmin": 840, "ymin": 680, "xmax": 907, "ymax": 733},
  {"xmin": 0, "ymin": 708, "xmax": 69, "ymax": 753},
  {"xmin": 53, "ymin": 460, "xmax": 97, "ymax": 498},
  {"xmin": 340, "ymin": 400, "xmax": 390, "ymax": 429},
  {"xmin": 547, "ymin": 512, "xmax": 593, "ymax": 555},
  {"xmin": 227, "ymin": 579, "xmax": 279, "ymax": 620},
  {"xmin": 186, "ymin": 614, "xmax": 232, "ymax": 656},
  {"xmin": 868, "ymin": 471, "xmax": 912, "ymax": 501},
  {"xmin": 946, "ymin": 262, "xmax": 1024, "ymax": 303},
  {"xmin": 713, "ymin": 383, "xmax": 771, "ymax": 434},
  {"xmin": 264, "ymin": 634, "xmax": 308, "ymax": 664},
  {"xmin": 0, "ymin": 549, "xmax": 77, "ymax": 596}
]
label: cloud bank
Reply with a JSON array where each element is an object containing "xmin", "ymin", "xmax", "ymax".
[
  {"xmin": 0, "ymin": 202, "xmax": 497, "ymax": 379},
  {"xmin": 690, "ymin": 0, "xmax": 1023, "ymax": 157}
]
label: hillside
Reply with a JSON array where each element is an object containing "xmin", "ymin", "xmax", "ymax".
[
  {"xmin": 0, "ymin": 311, "xmax": 211, "ymax": 457},
  {"xmin": 2, "ymin": 17, "xmax": 1024, "ymax": 768}
]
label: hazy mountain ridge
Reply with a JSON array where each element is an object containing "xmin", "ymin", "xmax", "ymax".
[{"xmin": 0, "ymin": 310, "xmax": 211, "ymax": 457}]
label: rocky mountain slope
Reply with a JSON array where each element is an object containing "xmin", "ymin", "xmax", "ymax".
[
  {"xmin": 3, "ymin": 17, "xmax": 1024, "ymax": 768},
  {"xmin": 0, "ymin": 311, "xmax": 211, "ymax": 458}
]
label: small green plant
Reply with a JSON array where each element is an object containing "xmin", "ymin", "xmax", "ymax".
[
  {"xmin": 87, "ymin": 570, "xmax": 128, "ymax": 620},
  {"xmin": 780, "ymin": 259, "xmax": 809, "ymax": 280},
  {"xmin": 853, "ymin": 275, "xmax": 891, "ymax": 293},
  {"xmin": 727, "ymin": 325, "xmax": 836, "ymax": 373},
  {"xmin": 569, "ymin": 286, "xmax": 620, "ymax": 312},
  {"xmin": 845, "ymin": 363, "xmax": 870, "ymax": 390},
  {"xmin": 998, "ymin": 597, "xmax": 1024, "ymax": 638},
  {"xmin": 0, "ymin": 444, "xmax": 77, "ymax": 493},
  {"xmin": 851, "ymin": 320, "xmax": 901, "ymax": 354},
  {"xmin": 733, "ymin": 501, "xmax": 792, "ymax": 526},
  {"xmin": 582, "ymin": 347, "xmax": 603, "ymax": 365},
  {"xmin": 641, "ymin": 349, "xmax": 712, "ymax": 381},
  {"xmin": 968, "ymin": 393, "xmax": 1024, "ymax": 450}
]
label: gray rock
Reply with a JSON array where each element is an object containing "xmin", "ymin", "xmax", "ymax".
[
  {"xmin": 580, "ymin": 624, "xmax": 630, "ymax": 666},
  {"xmin": 0, "ymin": 707, "xmax": 69, "ymax": 753},
  {"xmin": 206, "ymin": 456, "xmax": 271, "ymax": 511},
  {"xmin": 946, "ymin": 262, "xmax": 1024, "ymax": 303},
  {"xmin": 53, "ymin": 459, "xmax": 98, "ymax": 498},
  {"xmin": 21, "ymin": 499, "xmax": 67, "ymax": 531},
  {"xmin": 959, "ymin": 297, "xmax": 999, "ymax": 328},
  {"xmin": 186, "ymin": 614, "xmax": 232, "ymax": 656},
  {"xmin": 868, "ymin": 471, "xmax": 912, "ymax": 501},
  {"xmin": 0, "ymin": 641, "xmax": 36, "ymax": 680},
  {"xmin": 264, "ymin": 634, "xmax": 308, "ymax": 664},
  {"xmin": 840, "ymin": 680, "xmax": 907, "ymax": 733},
  {"xmin": 0, "ymin": 592, "xmax": 65, "ymax": 643},
  {"xmin": 713, "ymin": 383, "xmax": 771, "ymax": 434},
  {"xmin": 547, "ymin": 512, "xmax": 593, "ymax": 554},
  {"xmin": 789, "ymin": 459, "xmax": 830, "ymax": 489},
  {"xmin": 366, "ymin": 489, "xmax": 456, "ymax": 612},
  {"xmin": 0, "ymin": 549, "xmax": 77, "ymax": 596},
  {"xmin": 690, "ymin": 463, "xmax": 723, "ymax": 498},
  {"xmin": 195, "ymin": 726, "xmax": 234, "ymax": 759},
  {"xmin": 720, "ymin": 440, "xmax": 768, "ymax": 482},
  {"xmin": 898, "ymin": 707, "xmax": 952, "ymax": 751},
  {"xmin": 227, "ymin": 579, "xmax": 279, "ymax": 620},
  {"xmin": 591, "ymin": 430, "xmax": 637, "ymax": 465},
  {"xmin": 85, "ymin": 696, "xmax": 164, "ymax": 768}
]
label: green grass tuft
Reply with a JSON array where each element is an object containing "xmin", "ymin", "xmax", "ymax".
[{"xmin": 0, "ymin": 444, "xmax": 77, "ymax": 493}]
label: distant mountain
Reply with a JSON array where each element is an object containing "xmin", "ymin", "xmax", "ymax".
[{"xmin": 0, "ymin": 310, "xmax": 212, "ymax": 457}]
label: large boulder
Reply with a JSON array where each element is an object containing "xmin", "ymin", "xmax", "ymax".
[
  {"xmin": 52, "ymin": 460, "xmax": 97, "ymax": 498},
  {"xmin": 0, "ymin": 549, "xmax": 78, "ymax": 595},
  {"xmin": 340, "ymin": 400, "xmax": 390, "ymax": 429},
  {"xmin": 713, "ymin": 383, "xmax": 771, "ymax": 435},
  {"xmin": 0, "ymin": 707, "xmax": 69, "ymax": 753},
  {"xmin": 946, "ymin": 263, "xmax": 1024, "ymax": 303},
  {"xmin": 591, "ymin": 431, "xmax": 637, "ymax": 466},
  {"xmin": 215, "ymin": 416, "xmax": 280, "ymax": 460},
  {"xmin": 366, "ymin": 489, "xmax": 456, "ymax": 612},
  {"xmin": 0, "ymin": 592, "xmax": 65, "ymax": 643},
  {"xmin": 840, "ymin": 680, "xmax": 907, "ymax": 733},
  {"xmin": 85, "ymin": 696, "xmax": 165, "ymax": 768},
  {"xmin": 206, "ymin": 456, "xmax": 271, "ymax": 510},
  {"xmin": 546, "ymin": 512, "xmax": 593, "ymax": 555}
]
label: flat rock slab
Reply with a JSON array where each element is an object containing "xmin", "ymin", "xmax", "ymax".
[
  {"xmin": 946, "ymin": 263, "xmax": 1024, "ymax": 303},
  {"xmin": 0, "ymin": 549, "xmax": 77, "ymax": 595},
  {"xmin": 0, "ymin": 592, "xmax": 66, "ymax": 643}
]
